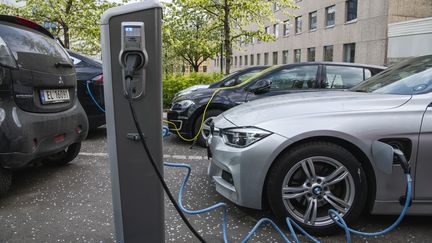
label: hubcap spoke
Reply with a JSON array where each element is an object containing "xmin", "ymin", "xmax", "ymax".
[
  {"xmin": 324, "ymin": 192, "xmax": 350, "ymax": 213},
  {"xmin": 323, "ymin": 166, "xmax": 349, "ymax": 187},
  {"xmin": 304, "ymin": 199, "xmax": 318, "ymax": 225},
  {"xmin": 282, "ymin": 186, "xmax": 309, "ymax": 199},
  {"xmin": 301, "ymin": 158, "xmax": 316, "ymax": 182}
]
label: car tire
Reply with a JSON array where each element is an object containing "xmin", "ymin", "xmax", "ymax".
[
  {"xmin": 266, "ymin": 141, "xmax": 367, "ymax": 235},
  {"xmin": 45, "ymin": 143, "xmax": 81, "ymax": 166},
  {"xmin": 194, "ymin": 109, "xmax": 223, "ymax": 147},
  {"xmin": 0, "ymin": 168, "xmax": 12, "ymax": 196}
]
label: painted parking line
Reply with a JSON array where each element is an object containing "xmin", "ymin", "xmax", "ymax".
[{"xmin": 79, "ymin": 152, "xmax": 205, "ymax": 160}]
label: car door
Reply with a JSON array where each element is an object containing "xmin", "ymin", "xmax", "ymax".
[
  {"xmin": 414, "ymin": 104, "xmax": 432, "ymax": 200},
  {"xmin": 245, "ymin": 64, "xmax": 321, "ymax": 102},
  {"xmin": 321, "ymin": 65, "xmax": 366, "ymax": 89}
]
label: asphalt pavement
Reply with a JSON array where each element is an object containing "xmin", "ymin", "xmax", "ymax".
[{"xmin": 0, "ymin": 127, "xmax": 431, "ymax": 242}]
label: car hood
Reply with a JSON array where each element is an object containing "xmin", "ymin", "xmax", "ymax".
[
  {"xmin": 222, "ymin": 91, "xmax": 412, "ymax": 127},
  {"xmin": 173, "ymin": 87, "xmax": 218, "ymax": 102}
]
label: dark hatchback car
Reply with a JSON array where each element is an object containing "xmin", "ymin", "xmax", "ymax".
[
  {"xmin": 175, "ymin": 66, "xmax": 269, "ymax": 97},
  {"xmin": 68, "ymin": 50, "xmax": 105, "ymax": 131},
  {"xmin": 168, "ymin": 62, "xmax": 385, "ymax": 146},
  {"xmin": 0, "ymin": 16, "xmax": 88, "ymax": 194}
]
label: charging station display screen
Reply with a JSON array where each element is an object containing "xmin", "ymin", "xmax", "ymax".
[{"xmin": 125, "ymin": 26, "xmax": 141, "ymax": 36}]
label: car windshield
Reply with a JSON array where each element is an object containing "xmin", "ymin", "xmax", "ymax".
[
  {"xmin": 0, "ymin": 23, "xmax": 71, "ymax": 66},
  {"xmin": 239, "ymin": 65, "xmax": 281, "ymax": 87},
  {"xmin": 351, "ymin": 55, "xmax": 432, "ymax": 95}
]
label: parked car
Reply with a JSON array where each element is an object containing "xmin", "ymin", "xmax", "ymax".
[
  {"xmin": 168, "ymin": 62, "xmax": 385, "ymax": 146},
  {"xmin": 68, "ymin": 50, "xmax": 105, "ymax": 131},
  {"xmin": 0, "ymin": 15, "xmax": 88, "ymax": 195},
  {"xmin": 207, "ymin": 55, "xmax": 432, "ymax": 234},
  {"xmin": 174, "ymin": 66, "xmax": 268, "ymax": 97}
]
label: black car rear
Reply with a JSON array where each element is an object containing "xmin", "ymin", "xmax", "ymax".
[
  {"xmin": 0, "ymin": 16, "xmax": 88, "ymax": 195},
  {"xmin": 68, "ymin": 50, "xmax": 105, "ymax": 130}
]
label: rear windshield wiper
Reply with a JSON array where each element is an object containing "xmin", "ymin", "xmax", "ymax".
[{"xmin": 55, "ymin": 61, "xmax": 74, "ymax": 68}]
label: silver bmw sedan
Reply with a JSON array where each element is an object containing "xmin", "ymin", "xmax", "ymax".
[{"xmin": 208, "ymin": 55, "xmax": 432, "ymax": 234}]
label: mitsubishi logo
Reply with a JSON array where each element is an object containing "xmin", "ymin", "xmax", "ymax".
[{"xmin": 58, "ymin": 76, "xmax": 64, "ymax": 85}]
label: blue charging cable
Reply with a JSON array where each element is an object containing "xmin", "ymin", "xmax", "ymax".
[
  {"xmin": 85, "ymin": 81, "xmax": 105, "ymax": 113},
  {"xmin": 163, "ymin": 158, "xmax": 412, "ymax": 243}
]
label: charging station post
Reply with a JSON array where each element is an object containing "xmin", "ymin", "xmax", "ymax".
[{"xmin": 101, "ymin": 1, "xmax": 163, "ymax": 242}]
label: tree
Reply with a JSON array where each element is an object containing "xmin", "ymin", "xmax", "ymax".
[
  {"xmin": 0, "ymin": 0, "xmax": 119, "ymax": 56},
  {"xmin": 163, "ymin": 0, "xmax": 221, "ymax": 72},
  {"xmin": 182, "ymin": 0, "xmax": 297, "ymax": 74}
]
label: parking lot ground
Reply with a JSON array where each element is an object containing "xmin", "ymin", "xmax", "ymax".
[{"xmin": 1, "ymin": 127, "xmax": 432, "ymax": 242}]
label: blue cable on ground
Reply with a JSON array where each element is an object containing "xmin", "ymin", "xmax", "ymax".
[
  {"xmin": 163, "ymin": 157, "xmax": 413, "ymax": 243},
  {"xmin": 86, "ymin": 81, "xmax": 105, "ymax": 113}
]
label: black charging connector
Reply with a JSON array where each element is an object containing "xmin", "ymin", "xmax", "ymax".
[{"xmin": 123, "ymin": 52, "xmax": 145, "ymax": 79}]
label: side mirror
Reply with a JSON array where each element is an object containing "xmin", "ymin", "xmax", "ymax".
[
  {"xmin": 249, "ymin": 79, "xmax": 272, "ymax": 94},
  {"xmin": 372, "ymin": 141, "xmax": 410, "ymax": 174}
]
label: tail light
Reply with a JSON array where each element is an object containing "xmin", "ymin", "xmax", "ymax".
[{"xmin": 91, "ymin": 74, "xmax": 103, "ymax": 85}]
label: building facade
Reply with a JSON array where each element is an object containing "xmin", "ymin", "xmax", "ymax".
[{"xmin": 209, "ymin": 0, "xmax": 432, "ymax": 72}]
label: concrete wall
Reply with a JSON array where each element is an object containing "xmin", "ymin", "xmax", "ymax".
[{"xmin": 388, "ymin": 0, "xmax": 432, "ymax": 23}]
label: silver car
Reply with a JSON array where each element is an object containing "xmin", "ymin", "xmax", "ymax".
[{"xmin": 208, "ymin": 55, "xmax": 432, "ymax": 234}]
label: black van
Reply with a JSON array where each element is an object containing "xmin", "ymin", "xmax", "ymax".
[{"xmin": 0, "ymin": 16, "xmax": 88, "ymax": 194}]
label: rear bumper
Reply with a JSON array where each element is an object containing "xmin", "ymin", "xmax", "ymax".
[{"xmin": 0, "ymin": 100, "xmax": 88, "ymax": 169}]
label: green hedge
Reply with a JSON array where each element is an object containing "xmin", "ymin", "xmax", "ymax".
[{"xmin": 163, "ymin": 72, "xmax": 224, "ymax": 108}]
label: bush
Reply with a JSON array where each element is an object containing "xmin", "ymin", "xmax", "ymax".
[{"xmin": 163, "ymin": 72, "xmax": 224, "ymax": 108}]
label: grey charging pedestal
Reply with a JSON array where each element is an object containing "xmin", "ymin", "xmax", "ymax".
[{"xmin": 101, "ymin": 1, "xmax": 163, "ymax": 242}]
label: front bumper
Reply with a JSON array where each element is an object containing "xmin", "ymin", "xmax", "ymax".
[
  {"xmin": 167, "ymin": 109, "xmax": 193, "ymax": 137},
  {"xmin": 208, "ymin": 131, "xmax": 287, "ymax": 209},
  {"xmin": 0, "ymin": 100, "xmax": 88, "ymax": 169}
]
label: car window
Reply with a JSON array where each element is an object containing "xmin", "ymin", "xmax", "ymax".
[
  {"xmin": 0, "ymin": 24, "xmax": 71, "ymax": 66},
  {"xmin": 323, "ymin": 66, "xmax": 364, "ymax": 89},
  {"xmin": 70, "ymin": 56, "xmax": 83, "ymax": 65},
  {"xmin": 266, "ymin": 65, "xmax": 319, "ymax": 91},
  {"xmin": 364, "ymin": 68, "xmax": 372, "ymax": 79}
]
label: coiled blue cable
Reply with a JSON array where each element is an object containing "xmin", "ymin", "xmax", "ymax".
[
  {"xmin": 163, "ymin": 159, "xmax": 412, "ymax": 243},
  {"xmin": 86, "ymin": 81, "xmax": 105, "ymax": 113}
]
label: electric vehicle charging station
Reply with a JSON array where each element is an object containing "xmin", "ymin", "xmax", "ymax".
[{"xmin": 101, "ymin": 1, "xmax": 164, "ymax": 242}]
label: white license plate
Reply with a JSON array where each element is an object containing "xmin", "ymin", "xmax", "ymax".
[{"xmin": 40, "ymin": 89, "xmax": 70, "ymax": 104}]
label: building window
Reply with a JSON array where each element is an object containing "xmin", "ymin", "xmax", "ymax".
[
  {"xmin": 239, "ymin": 56, "xmax": 243, "ymax": 66},
  {"xmin": 343, "ymin": 43, "xmax": 356, "ymax": 63},
  {"xmin": 234, "ymin": 56, "xmax": 238, "ymax": 66},
  {"xmin": 272, "ymin": 52, "xmax": 278, "ymax": 65},
  {"xmin": 323, "ymin": 45, "xmax": 334, "ymax": 61},
  {"xmin": 273, "ymin": 24, "xmax": 279, "ymax": 38},
  {"xmin": 244, "ymin": 55, "xmax": 248, "ymax": 66},
  {"xmin": 295, "ymin": 16, "xmax": 302, "ymax": 34},
  {"xmin": 283, "ymin": 20, "xmax": 290, "ymax": 36},
  {"xmin": 294, "ymin": 49, "xmax": 301, "ymax": 63},
  {"xmin": 257, "ymin": 53, "xmax": 261, "ymax": 65},
  {"xmin": 307, "ymin": 47, "xmax": 316, "ymax": 61},
  {"xmin": 346, "ymin": 0, "xmax": 358, "ymax": 22},
  {"xmin": 326, "ymin": 5, "xmax": 336, "ymax": 27},
  {"xmin": 250, "ymin": 54, "xmax": 254, "ymax": 65},
  {"xmin": 265, "ymin": 26, "xmax": 270, "ymax": 34},
  {"xmin": 273, "ymin": 2, "xmax": 280, "ymax": 11},
  {"xmin": 309, "ymin": 11, "xmax": 317, "ymax": 31},
  {"xmin": 264, "ymin": 52, "xmax": 269, "ymax": 65},
  {"xmin": 282, "ymin": 50, "xmax": 289, "ymax": 64},
  {"xmin": 203, "ymin": 66, "xmax": 207, "ymax": 72}
]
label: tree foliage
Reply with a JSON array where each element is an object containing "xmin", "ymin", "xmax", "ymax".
[
  {"xmin": 163, "ymin": 0, "xmax": 221, "ymax": 72},
  {"xmin": 181, "ymin": 0, "xmax": 298, "ymax": 74},
  {"xmin": 0, "ymin": 0, "xmax": 119, "ymax": 56}
]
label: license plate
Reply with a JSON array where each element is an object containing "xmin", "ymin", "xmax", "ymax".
[{"xmin": 40, "ymin": 89, "xmax": 70, "ymax": 104}]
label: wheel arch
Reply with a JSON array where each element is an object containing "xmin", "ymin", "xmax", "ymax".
[{"xmin": 262, "ymin": 136, "xmax": 377, "ymax": 212}]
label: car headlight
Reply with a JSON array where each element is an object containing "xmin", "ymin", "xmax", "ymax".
[
  {"xmin": 171, "ymin": 100, "xmax": 195, "ymax": 111},
  {"xmin": 221, "ymin": 127, "xmax": 271, "ymax": 148}
]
